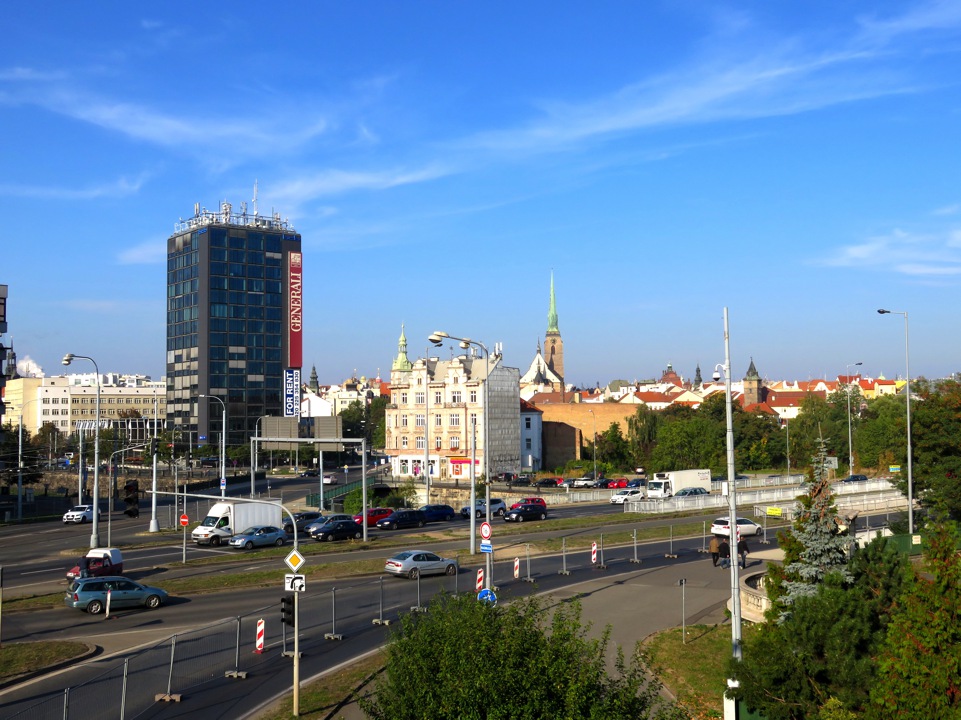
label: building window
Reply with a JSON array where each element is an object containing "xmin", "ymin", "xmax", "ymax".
[
  {"xmin": 469, "ymin": 413, "xmax": 477, "ymax": 428},
  {"xmin": 434, "ymin": 415, "xmax": 442, "ymax": 427},
  {"xmin": 470, "ymin": 390, "xmax": 477, "ymax": 403},
  {"xmin": 525, "ymin": 417, "xmax": 532, "ymax": 429},
  {"xmin": 415, "ymin": 437, "xmax": 425, "ymax": 450},
  {"xmin": 435, "ymin": 436, "xmax": 442, "ymax": 450},
  {"xmin": 401, "ymin": 415, "xmax": 408, "ymax": 427},
  {"xmin": 400, "ymin": 460, "xmax": 409, "ymax": 474},
  {"xmin": 415, "ymin": 392, "xmax": 425, "ymax": 405},
  {"xmin": 401, "ymin": 437, "xmax": 408, "ymax": 449},
  {"xmin": 526, "ymin": 438, "xmax": 532, "ymax": 450},
  {"xmin": 450, "ymin": 436, "xmax": 460, "ymax": 449},
  {"xmin": 452, "ymin": 391, "xmax": 462, "ymax": 404},
  {"xmin": 449, "ymin": 414, "xmax": 460, "ymax": 427},
  {"xmin": 434, "ymin": 391, "xmax": 442, "ymax": 404},
  {"xmin": 400, "ymin": 392, "xmax": 408, "ymax": 404},
  {"xmin": 415, "ymin": 415, "xmax": 425, "ymax": 427}
]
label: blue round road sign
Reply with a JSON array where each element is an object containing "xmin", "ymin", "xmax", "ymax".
[{"xmin": 477, "ymin": 588, "xmax": 497, "ymax": 606}]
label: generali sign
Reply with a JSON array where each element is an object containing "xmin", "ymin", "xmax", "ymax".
[{"xmin": 288, "ymin": 251, "xmax": 303, "ymax": 368}]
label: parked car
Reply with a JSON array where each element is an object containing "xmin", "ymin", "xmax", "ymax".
[
  {"xmin": 607, "ymin": 478, "xmax": 629, "ymax": 489},
  {"xmin": 508, "ymin": 474, "xmax": 532, "ymax": 487},
  {"xmin": 63, "ymin": 505, "xmax": 99, "ymax": 524},
  {"xmin": 311, "ymin": 519, "xmax": 363, "ymax": 542},
  {"xmin": 298, "ymin": 469, "xmax": 319, "ymax": 477},
  {"xmin": 592, "ymin": 479, "xmax": 613, "ymax": 489},
  {"xmin": 610, "ymin": 489, "xmax": 644, "ymax": 504},
  {"xmin": 504, "ymin": 503, "xmax": 548, "ymax": 522},
  {"xmin": 354, "ymin": 507, "xmax": 394, "ymax": 527},
  {"xmin": 572, "ymin": 477, "xmax": 595, "ymax": 488},
  {"xmin": 510, "ymin": 497, "xmax": 547, "ymax": 510},
  {"xmin": 283, "ymin": 511, "xmax": 323, "ymax": 535},
  {"xmin": 675, "ymin": 487, "xmax": 710, "ymax": 498},
  {"xmin": 376, "ymin": 509, "xmax": 427, "ymax": 530},
  {"xmin": 304, "ymin": 514, "xmax": 353, "ymax": 535},
  {"xmin": 535, "ymin": 477, "xmax": 563, "ymax": 488},
  {"xmin": 558, "ymin": 478, "xmax": 575, "ymax": 488},
  {"xmin": 710, "ymin": 517, "xmax": 763, "ymax": 537},
  {"xmin": 460, "ymin": 498, "xmax": 507, "ymax": 519},
  {"xmin": 384, "ymin": 550, "xmax": 458, "ymax": 579},
  {"xmin": 228, "ymin": 525, "xmax": 287, "ymax": 549},
  {"xmin": 627, "ymin": 478, "xmax": 646, "ymax": 488},
  {"xmin": 419, "ymin": 504, "xmax": 457, "ymax": 522},
  {"xmin": 64, "ymin": 576, "xmax": 167, "ymax": 615},
  {"xmin": 842, "ymin": 474, "xmax": 869, "ymax": 483}
]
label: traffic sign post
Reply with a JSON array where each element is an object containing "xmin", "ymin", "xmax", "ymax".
[
  {"xmin": 513, "ymin": 557, "xmax": 520, "ymax": 579},
  {"xmin": 480, "ymin": 521, "xmax": 492, "ymax": 541},
  {"xmin": 480, "ymin": 541, "xmax": 493, "ymax": 553},
  {"xmin": 591, "ymin": 541, "xmax": 598, "ymax": 564},
  {"xmin": 179, "ymin": 514, "xmax": 189, "ymax": 527},
  {"xmin": 476, "ymin": 568, "xmax": 484, "ymax": 591},
  {"xmin": 477, "ymin": 588, "xmax": 497, "ymax": 605}
]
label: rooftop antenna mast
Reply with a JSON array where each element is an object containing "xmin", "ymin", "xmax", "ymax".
[{"xmin": 252, "ymin": 179, "xmax": 259, "ymax": 216}]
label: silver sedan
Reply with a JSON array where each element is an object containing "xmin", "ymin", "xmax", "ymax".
[{"xmin": 384, "ymin": 550, "xmax": 458, "ymax": 579}]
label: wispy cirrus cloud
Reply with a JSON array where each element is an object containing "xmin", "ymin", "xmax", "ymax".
[
  {"xmin": 823, "ymin": 227, "xmax": 961, "ymax": 277},
  {"xmin": 0, "ymin": 174, "xmax": 147, "ymax": 200},
  {"xmin": 272, "ymin": 165, "xmax": 452, "ymax": 207},
  {"xmin": 117, "ymin": 238, "xmax": 166, "ymax": 265}
]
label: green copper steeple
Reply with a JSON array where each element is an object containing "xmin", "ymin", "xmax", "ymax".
[
  {"xmin": 547, "ymin": 272, "xmax": 559, "ymax": 333},
  {"xmin": 392, "ymin": 323, "xmax": 413, "ymax": 372}
]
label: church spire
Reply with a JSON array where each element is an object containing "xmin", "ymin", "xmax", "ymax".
[
  {"xmin": 547, "ymin": 271, "xmax": 559, "ymax": 333},
  {"xmin": 391, "ymin": 323, "xmax": 413, "ymax": 372}
]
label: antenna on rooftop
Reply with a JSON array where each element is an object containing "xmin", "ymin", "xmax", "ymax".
[{"xmin": 252, "ymin": 180, "xmax": 259, "ymax": 216}]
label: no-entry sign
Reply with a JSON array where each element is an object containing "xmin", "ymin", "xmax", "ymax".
[{"xmin": 180, "ymin": 514, "xmax": 189, "ymax": 527}]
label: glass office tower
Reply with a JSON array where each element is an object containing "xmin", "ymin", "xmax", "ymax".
[{"xmin": 166, "ymin": 201, "xmax": 302, "ymax": 452}]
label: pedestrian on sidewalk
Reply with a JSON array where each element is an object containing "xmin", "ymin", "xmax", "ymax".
[
  {"xmin": 737, "ymin": 537, "xmax": 750, "ymax": 568},
  {"xmin": 718, "ymin": 538, "xmax": 731, "ymax": 569},
  {"xmin": 709, "ymin": 535, "xmax": 720, "ymax": 567}
]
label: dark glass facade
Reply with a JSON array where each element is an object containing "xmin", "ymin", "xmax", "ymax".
[{"xmin": 166, "ymin": 215, "xmax": 302, "ymax": 450}]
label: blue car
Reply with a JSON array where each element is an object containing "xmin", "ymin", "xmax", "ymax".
[
  {"xmin": 228, "ymin": 525, "xmax": 286, "ymax": 549},
  {"xmin": 418, "ymin": 504, "xmax": 457, "ymax": 522}
]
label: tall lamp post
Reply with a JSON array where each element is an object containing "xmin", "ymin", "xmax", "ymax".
[
  {"xmin": 714, "ymin": 308, "xmax": 742, "ymax": 719},
  {"xmin": 845, "ymin": 362, "xmax": 862, "ymax": 478},
  {"xmin": 62, "ymin": 353, "xmax": 102, "ymax": 549},
  {"xmin": 588, "ymin": 409, "xmax": 597, "ymax": 481},
  {"xmin": 429, "ymin": 331, "xmax": 490, "ymax": 579},
  {"xmin": 16, "ymin": 398, "xmax": 41, "ymax": 522},
  {"xmin": 878, "ymin": 309, "xmax": 914, "ymax": 534},
  {"xmin": 200, "ymin": 394, "xmax": 227, "ymax": 498}
]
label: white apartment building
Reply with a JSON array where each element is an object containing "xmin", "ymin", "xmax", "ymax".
[{"xmin": 385, "ymin": 327, "xmax": 520, "ymax": 481}]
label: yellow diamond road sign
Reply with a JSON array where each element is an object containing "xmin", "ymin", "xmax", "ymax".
[{"xmin": 285, "ymin": 549, "xmax": 306, "ymax": 573}]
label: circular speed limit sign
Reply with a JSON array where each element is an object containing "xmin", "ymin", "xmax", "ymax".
[{"xmin": 480, "ymin": 521, "xmax": 492, "ymax": 540}]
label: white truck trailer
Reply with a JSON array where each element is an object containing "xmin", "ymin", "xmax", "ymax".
[
  {"xmin": 645, "ymin": 469, "xmax": 712, "ymax": 498},
  {"xmin": 191, "ymin": 499, "xmax": 283, "ymax": 546}
]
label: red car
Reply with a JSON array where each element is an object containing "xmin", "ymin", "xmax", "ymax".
[
  {"xmin": 354, "ymin": 507, "xmax": 394, "ymax": 526},
  {"xmin": 510, "ymin": 497, "xmax": 548, "ymax": 511},
  {"xmin": 607, "ymin": 478, "xmax": 628, "ymax": 489}
]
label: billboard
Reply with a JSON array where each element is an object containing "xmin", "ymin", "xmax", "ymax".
[
  {"xmin": 284, "ymin": 368, "xmax": 301, "ymax": 418},
  {"xmin": 288, "ymin": 251, "xmax": 303, "ymax": 368}
]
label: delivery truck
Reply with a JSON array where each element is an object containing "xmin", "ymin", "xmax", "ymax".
[
  {"xmin": 645, "ymin": 469, "xmax": 712, "ymax": 499},
  {"xmin": 191, "ymin": 499, "xmax": 283, "ymax": 546}
]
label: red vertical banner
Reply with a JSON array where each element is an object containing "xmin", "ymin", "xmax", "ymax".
[{"xmin": 288, "ymin": 251, "xmax": 303, "ymax": 368}]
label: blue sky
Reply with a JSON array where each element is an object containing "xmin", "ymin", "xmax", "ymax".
[{"xmin": 3, "ymin": 1, "xmax": 960, "ymax": 388}]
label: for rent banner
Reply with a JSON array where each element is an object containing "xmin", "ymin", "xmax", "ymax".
[
  {"xmin": 284, "ymin": 369, "xmax": 301, "ymax": 418},
  {"xmin": 288, "ymin": 251, "xmax": 303, "ymax": 368}
]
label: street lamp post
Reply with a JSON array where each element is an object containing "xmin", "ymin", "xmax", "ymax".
[
  {"xmin": 877, "ymin": 309, "xmax": 914, "ymax": 534},
  {"xmin": 845, "ymin": 362, "xmax": 863, "ymax": 478},
  {"xmin": 429, "ymin": 330, "xmax": 490, "ymax": 579},
  {"xmin": 715, "ymin": 308, "xmax": 742, "ymax": 720},
  {"xmin": 149, "ymin": 391, "xmax": 160, "ymax": 532},
  {"xmin": 62, "ymin": 353, "xmax": 102, "ymax": 549},
  {"xmin": 200, "ymin": 394, "xmax": 227, "ymax": 498},
  {"xmin": 588, "ymin": 409, "xmax": 597, "ymax": 481},
  {"xmin": 16, "ymin": 398, "xmax": 41, "ymax": 522}
]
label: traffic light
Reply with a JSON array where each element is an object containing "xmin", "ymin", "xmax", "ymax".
[
  {"xmin": 150, "ymin": 437, "xmax": 157, "ymax": 456},
  {"xmin": 280, "ymin": 594, "xmax": 294, "ymax": 627},
  {"xmin": 123, "ymin": 480, "xmax": 139, "ymax": 518}
]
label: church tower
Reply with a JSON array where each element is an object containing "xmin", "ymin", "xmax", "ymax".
[
  {"xmin": 743, "ymin": 358, "xmax": 762, "ymax": 406},
  {"xmin": 545, "ymin": 273, "xmax": 564, "ymax": 388},
  {"xmin": 391, "ymin": 324, "xmax": 413, "ymax": 374}
]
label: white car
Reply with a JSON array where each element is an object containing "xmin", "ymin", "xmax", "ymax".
[
  {"xmin": 63, "ymin": 505, "xmax": 99, "ymax": 524},
  {"xmin": 322, "ymin": 475, "xmax": 337, "ymax": 484},
  {"xmin": 610, "ymin": 489, "xmax": 644, "ymax": 505},
  {"xmin": 711, "ymin": 516, "xmax": 763, "ymax": 537},
  {"xmin": 460, "ymin": 498, "xmax": 507, "ymax": 519},
  {"xmin": 572, "ymin": 477, "xmax": 595, "ymax": 488}
]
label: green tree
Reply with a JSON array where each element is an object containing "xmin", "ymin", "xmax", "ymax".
[
  {"xmin": 626, "ymin": 405, "xmax": 660, "ymax": 470},
  {"xmin": 908, "ymin": 379, "xmax": 961, "ymax": 520},
  {"xmin": 871, "ymin": 520, "xmax": 961, "ymax": 718},
  {"xmin": 361, "ymin": 593, "xmax": 686, "ymax": 720},
  {"xmin": 596, "ymin": 422, "xmax": 630, "ymax": 470},
  {"xmin": 855, "ymin": 395, "xmax": 904, "ymax": 471},
  {"xmin": 650, "ymin": 415, "xmax": 723, "ymax": 472}
]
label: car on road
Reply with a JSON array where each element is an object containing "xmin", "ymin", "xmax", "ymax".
[
  {"xmin": 674, "ymin": 487, "xmax": 710, "ymax": 498},
  {"xmin": 63, "ymin": 505, "xmax": 99, "ymax": 524},
  {"xmin": 384, "ymin": 550, "xmax": 458, "ymax": 579},
  {"xmin": 535, "ymin": 477, "xmax": 563, "ymax": 488},
  {"xmin": 504, "ymin": 503, "xmax": 548, "ymax": 522},
  {"xmin": 376, "ymin": 509, "xmax": 427, "ymax": 530},
  {"xmin": 607, "ymin": 478, "xmax": 629, "ymax": 489},
  {"xmin": 627, "ymin": 478, "xmax": 646, "ymax": 488},
  {"xmin": 228, "ymin": 525, "xmax": 287, "ymax": 549},
  {"xmin": 710, "ymin": 516, "xmax": 763, "ymax": 537},
  {"xmin": 842, "ymin": 474, "xmax": 869, "ymax": 483},
  {"xmin": 610, "ymin": 489, "xmax": 644, "ymax": 504},
  {"xmin": 323, "ymin": 474, "xmax": 337, "ymax": 485},
  {"xmin": 460, "ymin": 498, "xmax": 507, "ymax": 519},
  {"xmin": 354, "ymin": 507, "xmax": 394, "ymax": 527},
  {"xmin": 304, "ymin": 514, "xmax": 353, "ymax": 535},
  {"xmin": 65, "ymin": 576, "xmax": 167, "ymax": 615},
  {"xmin": 510, "ymin": 497, "xmax": 547, "ymax": 510},
  {"xmin": 507, "ymin": 474, "xmax": 532, "ymax": 487},
  {"xmin": 592, "ymin": 479, "xmax": 613, "ymax": 489},
  {"xmin": 298, "ymin": 469, "xmax": 319, "ymax": 477},
  {"xmin": 311, "ymin": 519, "xmax": 364, "ymax": 542},
  {"xmin": 283, "ymin": 511, "xmax": 323, "ymax": 535},
  {"xmin": 419, "ymin": 504, "xmax": 457, "ymax": 522},
  {"xmin": 66, "ymin": 548, "xmax": 124, "ymax": 581},
  {"xmin": 572, "ymin": 477, "xmax": 595, "ymax": 488}
]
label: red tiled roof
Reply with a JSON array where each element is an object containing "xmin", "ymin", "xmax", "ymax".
[{"xmin": 520, "ymin": 398, "xmax": 543, "ymax": 414}]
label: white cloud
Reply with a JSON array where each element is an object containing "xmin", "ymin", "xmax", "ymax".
[
  {"xmin": 118, "ymin": 239, "xmax": 165, "ymax": 265},
  {"xmin": 273, "ymin": 165, "xmax": 451, "ymax": 206},
  {"xmin": 823, "ymin": 226, "xmax": 961, "ymax": 278},
  {"xmin": 17, "ymin": 354, "xmax": 45, "ymax": 378},
  {"xmin": 0, "ymin": 175, "xmax": 147, "ymax": 200},
  {"xmin": 933, "ymin": 203, "xmax": 960, "ymax": 216}
]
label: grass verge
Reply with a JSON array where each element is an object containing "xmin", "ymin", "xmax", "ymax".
[{"xmin": 0, "ymin": 641, "xmax": 90, "ymax": 684}]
